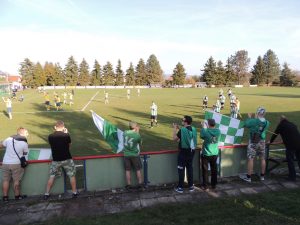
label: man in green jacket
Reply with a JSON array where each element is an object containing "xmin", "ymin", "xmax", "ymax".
[
  {"xmin": 200, "ymin": 119, "xmax": 221, "ymax": 191},
  {"xmin": 173, "ymin": 115, "xmax": 197, "ymax": 193},
  {"xmin": 123, "ymin": 121, "xmax": 143, "ymax": 189},
  {"xmin": 240, "ymin": 107, "xmax": 270, "ymax": 182}
]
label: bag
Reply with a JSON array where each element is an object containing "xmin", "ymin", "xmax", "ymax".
[
  {"xmin": 20, "ymin": 156, "xmax": 28, "ymax": 168},
  {"xmin": 12, "ymin": 138, "xmax": 28, "ymax": 168},
  {"xmin": 250, "ymin": 121, "xmax": 267, "ymax": 144}
]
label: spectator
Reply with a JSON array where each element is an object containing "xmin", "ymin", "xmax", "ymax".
[
  {"xmin": 0, "ymin": 127, "xmax": 29, "ymax": 203},
  {"xmin": 123, "ymin": 121, "xmax": 143, "ymax": 189},
  {"xmin": 200, "ymin": 119, "xmax": 221, "ymax": 191},
  {"xmin": 44, "ymin": 121, "xmax": 78, "ymax": 199},
  {"xmin": 173, "ymin": 115, "xmax": 197, "ymax": 193},
  {"xmin": 240, "ymin": 107, "xmax": 270, "ymax": 182},
  {"xmin": 270, "ymin": 115, "xmax": 300, "ymax": 181}
]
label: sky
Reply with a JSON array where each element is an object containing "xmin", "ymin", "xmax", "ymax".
[{"xmin": 0, "ymin": 0, "xmax": 300, "ymax": 75}]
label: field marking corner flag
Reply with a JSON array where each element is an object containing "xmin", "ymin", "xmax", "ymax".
[
  {"xmin": 204, "ymin": 110, "xmax": 244, "ymax": 146},
  {"xmin": 91, "ymin": 110, "xmax": 124, "ymax": 153}
]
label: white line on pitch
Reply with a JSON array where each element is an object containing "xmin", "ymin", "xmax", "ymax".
[
  {"xmin": 81, "ymin": 91, "xmax": 99, "ymax": 111},
  {"xmin": 9, "ymin": 110, "xmax": 82, "ymax": 114}
]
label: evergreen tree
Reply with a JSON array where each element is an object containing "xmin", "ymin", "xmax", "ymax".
[
  {"xmin": 102, "ymin": 61, "xmax": 115, "ymax": 85},
  {"xmin": 263, "ymin": 49, "xmax": 281, "ymax": 85},
  {"xmin": 215, "ymin": 60, "xmax": 226, "ymax": 85},
  {"xmin": 53, "ymin": 63, "xmax": 65, "ymax": 85},
  {"xmin": 145, "ymin": 54, "xmax": 163, "ymax": 85},
  {"xmin": 115, "ymin": 59, "xmax": 124, "ymax": 86},
  {"xmin": 231, "ymin": 50, "xmax": 250, "ymax": 85},
  {"xmin": 64, "ymin": 56, "xmax": 79, "ymax": 86},
  {"xmin": 90, "ymin": 60, "xmax": 102, "ymax": 86},
  {"xmin": 201, "ymin": 56, "xmax": 217, "ymax": 86},
  {"xmin": 280, "ymin": 62, "xmax": 297, "ymax": 86},
  {"xmin": 135, "ymin": 58, "xmax": 146, "ymax": 85},
  {"xmin": 44, "ymin": 62, "xmax": 55, "ymax": 86},
  {"xmin": 250, "ymin": 56, "xmax": 265, "ymax": 85},
  {"xmin": 172, "ymin": 62, "xmax": 186, "ymax": 85},
  {"xmin": 224, "ymin": 57, "xmax": 236, "ymax": 85},
  {"xmin": 125, "ymin": 63, "xmax": 135, "ymax": 86},
  {"xmin": 32, "ymin": 62, "xmax": 46, "ymax": 87},
  {"xmin": 78, "ymin": 58, "xmax": 90, "ymax": 86},
  {"xmin": 19, "ymin": 58, "xmax": 35, "ymax": 87}
]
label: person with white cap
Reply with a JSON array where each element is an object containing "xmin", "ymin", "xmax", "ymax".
[{"xmin": 240, "ymin": 106, "xmax": 270, "ymax": 182}]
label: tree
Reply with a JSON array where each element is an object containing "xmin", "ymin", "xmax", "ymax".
[
  {"xmin": 145, "ymin": 54, "xmax": 163, "ymax": 85},
  {"xmin": 32, "ymin": 62, "xmax": 46, "ymax": 87},
  {"xmin": 201, "ymin": 56, "xmax": 217, "ymax": 86},
  {"xmin": 78, "ymin": 58, "xmax": 90, "ymax": 86},
  {"xmin": 19, "ymin": 58, "xmax": 35, "ymax": 87},
  {"xmin": 231, "ymin": 50, "xmax": 250, "ymax": 85},
  {"xmin": 102, "ymin": 61, "xmax": 115, "ymax": 85},
  {"xmin": 263, "ymin": 49, "xmax": 281, "ymax": 85},
  {"xmin": 172, "ymin": 62, "xmax": 186, "ymax": 85},
  {"xmin": 125, "ymin": 63, "xmax": 135, "ymax": 86},
  {"xmin": 215, "ymin": 60, "xmax": 226, "ymax": 85},
  {"xmin": 90, "ymin": 60, "xmax": 102, "ymax": 86},
  {"xmin": 53, "ymin": 63, "xmax": 65, "ymax": 85},
  {"xmin": 280, "ymin": 62, "xmax": 297, "ymax": 86},
  {"xmin": 115, "ymin": 59, "xmax": 124, "ymax": 86},
  {"xmin": 250, "ymin": 56, "xmax": 265, "ymax": 85},
  {"xmin": 44, "ymin": 62, "xmax": 55, "ymax": 86},
  {"xmin": 224, "ymin": 57, "xmax": 236, "ymax": 85},
  {"xmin": 135, "ymin": 59, "xmax": 146, "ymax": 85},
  {"xmin": 64, "ymin": 56, "xmax": 78, "ymax": 86}
]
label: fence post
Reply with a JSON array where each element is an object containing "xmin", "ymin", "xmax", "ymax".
[
  {"xmin": 83, "ymin": 160, "xmax": 87, "ymax": 191},
  {"xmin": 143, "ymin": 154, "xmax": 149, "ymax": 186}
]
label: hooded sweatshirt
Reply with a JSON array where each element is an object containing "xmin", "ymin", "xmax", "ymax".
[{"xmin": 200, "ymin": 128, "xmax": 221, "ymax": 156}]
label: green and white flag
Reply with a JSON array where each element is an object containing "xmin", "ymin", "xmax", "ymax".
[
  {"xmin": 91, "ymin": 111, "xmax": 124, "ymax": 153},
  {"xmin": 204, "ymin": 110, "xmax": 244, "ymax": 146},
  {"xmin": 28, "ymin": 148, "xmax": 52, "ymax": 160}
]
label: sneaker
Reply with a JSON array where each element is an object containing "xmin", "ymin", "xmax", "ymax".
[
  {"xmin": 2, "ymin": 196, "xmax": 9, "ymax": 203},
  {"xmin": 260, "ymin": 176, "xmax": 265, "ymax": 181},
  {"xmin": 15, "ymin": 195, "xmax": 27, "ymax": 200},
  {"xmin": 125, "ymin": 185, "xmax": 132, "ymax": 190},
  {"xmin": 72, "ymin": 193, "xmax": 78, "ymax": 198},
  {"xmin": 174, "ymin": 187, "xmax": 184, "ymax": 194},
  {"xmin": 189, "ymin": 186, "xmax": 195, "ymax": 192},
  {"xmin": 200, "ymin": 186, "xmax": 209, "ymax": 192},
  {"xmin": 43, "ymin": 194, "xmax": 50, "ymax": 200},
  {"xmin": 239, "ymin": 174, "xmax": 251, "ymax": 183}
]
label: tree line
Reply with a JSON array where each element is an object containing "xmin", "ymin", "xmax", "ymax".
[
  {"xmin": 19, "ymin": 54, "xmax": 164, "ymax": 88},
  {"xmin": 19, "ymin": 49, "xmax": 297, "ymax": 88}
]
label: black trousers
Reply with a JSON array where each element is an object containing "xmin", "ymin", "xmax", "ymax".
[
  {"xmin": 286, "ymin": 148, "xmax": 300, "ymax": 180},
  {"xmin": 177, "ymin": 150, "xmax": 195, "ymax": 188},
  {"xmin": 201, "ymin": 155, "xmax": 218, "ymax": 188}
]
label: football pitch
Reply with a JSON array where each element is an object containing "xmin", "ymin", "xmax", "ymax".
[{"xmin": 0, "ymin": 87, "xmax": 300, "ymax": 157}]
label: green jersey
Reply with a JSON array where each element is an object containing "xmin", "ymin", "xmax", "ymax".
[
  {"xmin": 123, "ymin": 130, "xmax": 142, "ymax": 157},
  {"xmin": 244, "ymin": 118, "xmax": 270, "ymax": 141},
  {"xmin": 200, "ymin": 128, "xmax": 221, "ymax": 156}
]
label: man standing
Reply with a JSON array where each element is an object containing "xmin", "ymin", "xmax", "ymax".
[
  {"xmin": 123, "ymin": 121, "xmax": 143, "ymax": 189},
  {"xmin": 127, "ymin": 89, "xmax": 131, "ymax": 100},
  {"xmin": 270, "ymin": 115, "xmax": 300, "ymax": 181},
  {"xmin": 2, "ymin": 97, "xmax": 12, "ymax": 119},
  {"xmin": 200, "ymin": 119, "xmax": 220, "ymax": 191},
  {"xmin": 104, "ymin": 91, "xmax": 109, "ymax": 104},
  {"xmin": 240, "ymin": 107, "xmax": 270, "ymax": 182},
  {"xmin": 173, "ymin": 115, "xmax": 197, "ymax": 193},
  {"xmin": 44, "ymin": 92, "xmax": 51, "ymax": 111},
  {"xmin": 202, "ymin": 95, "xmax": 208, "ymax": 110},
  {"xmin": 44, "ymin": 121, "xmax": 78, "ymax": 199},
  {"xmin": 0, "ymin": 127, "xmax": 29, "ymax": 202},
  {"xmin": 219, "ymin": 94, "xmax": 226, "ymax": 110},
  {"xmin": 150, "ymin": 101, "xmax": 158, "ymax": 128}
]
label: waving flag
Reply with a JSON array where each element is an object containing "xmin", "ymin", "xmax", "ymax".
[
  {"xmin": 91, "ymin": 111, "xmax": 124, "ymax": 153},
  {"xmin": 204, "ymin": 110, "xmax": 244, "ymax": 146}
]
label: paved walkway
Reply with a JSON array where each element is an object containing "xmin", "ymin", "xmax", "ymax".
[{"xmin": 1, "ymin": 175, "xmax": 300, "ymax": 225}]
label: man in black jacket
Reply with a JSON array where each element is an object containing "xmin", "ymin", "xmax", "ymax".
[{"xmin": 270, "ymin": 115, "xmax": 300, "ymax": 181}]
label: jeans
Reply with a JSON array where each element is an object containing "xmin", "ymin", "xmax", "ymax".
[
  {"xmin": 177, "ymin": 150, "xmax": 195, "ymax": 188},
  {"xmin": 286, "ymin": 148, "xmax": 300, "ymax": 180},
  {"xmin": 201, "ymin": 155, "xmax": 218, "ymax": 188}
]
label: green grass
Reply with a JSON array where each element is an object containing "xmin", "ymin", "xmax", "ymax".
[
  {"xmin": 33, "ymin": 189, "xmax": 300, "ymax": 225},
  {"xmin": 1, "ymin": 87, "xmax": 300, "ymax": 156}
]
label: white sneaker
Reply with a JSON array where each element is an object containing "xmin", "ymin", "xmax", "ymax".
[
  {"xmin": 260, "ymin": 176, "xmax": 265, "ymax": 181},
  {"xmin": 239, "ymin": 174, "xmax": 251, "ymax": 183}
]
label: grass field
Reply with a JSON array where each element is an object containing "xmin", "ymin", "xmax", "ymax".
[
  {"xmin": 34, "ymin": 189, "xmax": 300, "ymax": 225},
  {"xmin": 1, "ymin": 87, "xmax": 300, "ymax": 157}
]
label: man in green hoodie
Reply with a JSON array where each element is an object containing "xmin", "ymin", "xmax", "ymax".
[
  {"xmin": 240, "ymin": 107, "xmax": 270, "ymax": 183},
  {"xmin": 200, "ymin": 119, "xmax": 221, "ymax": 191},
  {"xmin": 173, "ymin": 115, "xmax": 197, "ymax": 193}
]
